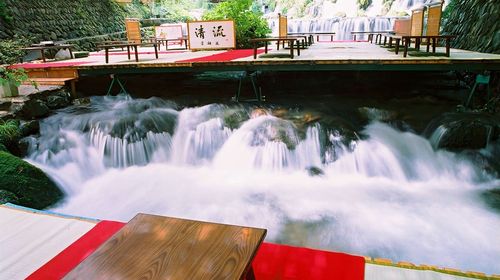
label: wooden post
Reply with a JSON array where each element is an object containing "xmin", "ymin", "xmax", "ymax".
[
  {"xmin": 105, "ymin": 48, "xmax": 109, "ymax": 64},
  {"xmin": 403, "ymin": 37, "xmax": 409, "ymax": 57},
  {"xmin": 446, "ymin": 38, "xmax": 450, "ymax": 57},
  {"xmin": 134, "ymin": 45, "xmax": 139, "ymax": 62}
]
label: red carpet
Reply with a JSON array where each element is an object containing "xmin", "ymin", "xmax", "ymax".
[
  {"xmin": 10, "ymin": 61, "xmax": 92, "ymax": 69},
  {"xmin": 253, "ymin": 243, "xmax": 365, "ymax": 280},
  {"xmin": 28, "ymin": 220, "xmax": 365, "ymax": 279},
  {"xmin": 90, "ymin": 50, "xmax": 187, "ymax": 56},
  {"xmin": 177, "ymin": 49, "xmax": 264, "ymax": 62},
  {"xmin": 27, "ymin": 221, "xmax": 125, "ymax": 280}
]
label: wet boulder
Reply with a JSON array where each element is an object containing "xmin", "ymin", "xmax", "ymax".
[
  {"xmin": 0, "ymin": 151, "xmax": 63, "ymax": 209},
  {"xmin": 306, "ymin": 166, "xmax": 325, "ymax": 177},
  {"xmin": 425, "ymin": 112, "xmax": 500, "ymax": 150},
  {"xmin": 19, "ymin": 120, "xmax": 40, "ymax": 137},
  {"xmin": 13, "ymin": 99, "xmax": 50, "ymax": 119},
  {"xmin": 250, "ymin": 118, "xmax": 300, "ymax": 150},
  {"xmin": 223, "ymin": 108, "xmax": 249, "ymax": 130}
]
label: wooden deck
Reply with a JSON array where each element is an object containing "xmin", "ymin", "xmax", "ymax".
[{"xmin": 17, "ymin": 42, "xmax": 500, "ymax": 76}]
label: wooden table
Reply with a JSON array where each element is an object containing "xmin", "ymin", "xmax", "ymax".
[
  {"xmin": 288, "ymin": 32, "xmax": 336, "ymax": 43},
  {"xmin": 250, "ymin": 37, "xmax": 299, "ymax": 59},
  {"xmin": 65, "ymin": 213, "xmax": 267, "ymax": 280},
  {"xmin": 156, "ymin": 37, "xmax": 189, "ymax": 50},
  {"xmin": 386, "ymin": 35, "xmax": 456, "ymax": 57},
  {"xmin": 21, "ymin": 44, "xmax": 74, "ymax": 62},
  {"xmin": 351, "ymin": 31, "xmax": 392, "ymax": 42},
  {"xmin": 97, "ymin": 42, "xmax": 160, "ymax": 63}
]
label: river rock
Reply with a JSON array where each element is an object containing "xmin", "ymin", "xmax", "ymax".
[
  {"xmin": 19, "ymin": 120, "xmax": 40, "ymax": 137},
  {"xmin": 0, "ymin": 151, "xmax": 63, "ymax": 209},
  {"xmin": 14, "ymin": 99, "xmax": 50, "ymax": 119},
  {"xmin": 425, "ymin": 112, "xmax": 500, "ymax": 150},
  {"xmin": 306, "ymin": 166, "xmax": 325, "ymax": 177},
  {"xmin": 47, "ymin": 94, "xmax": 70, "ymax": 109},
  {"xmin": 481, "ymin": 188, "xmax": 500, "ymax": 213}
]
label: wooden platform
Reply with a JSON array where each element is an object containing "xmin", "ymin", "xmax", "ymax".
[
  {"xmin": 64, "ymin": 213, "xmax": 266, "ymax": 280},
  {"xmin": 15, "ymin": 42, "xmax": 500, "ymax": 77}
]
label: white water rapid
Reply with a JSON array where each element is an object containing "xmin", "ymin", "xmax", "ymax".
[
  {"xmin": 268, "ymin": 0, "xmax": 447, "ymax": 40},
  {"xmin": 28, "ymin": 95, "xmax": 500, "ymax": 274}
]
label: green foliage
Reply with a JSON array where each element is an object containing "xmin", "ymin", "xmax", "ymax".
[
  {"xmin": 0, "ymin": 119, "xmax": 20, "ymax": 148},
  {"xmin": 0, "ymin": 37, "xmax": 32, "ymax": 65},
  {"xmin": 357, "ymin": 0, "xmax": 372, "ymax": 10},
  {"xmin": 0, "ymin": 151, "xmax": 63, "ymax": 209},
  {"xmin": 124, "ymin": 0, "xmax": 153, "ymax": 19},
  {"xmin": 0, "ymin": 67, "xmax": 29, "ymax": 87},
  {"xmin": 154, "ymin": 4, "xmax": 193, "ymax": 22},
  {"xmin": 203, "ymin": 0, "xmax": 271, "ymax": 49},
  {"xmin": 0, "ymin": 0, "xmax": 12, "ymax": 22},
  {"xmin": 442, "ymin": 0, "xmax": 456, "ymax": 23}
]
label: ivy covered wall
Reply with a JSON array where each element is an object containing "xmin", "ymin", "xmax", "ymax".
[
  {"xmin": 0, "ymin": 0, "xmax": 147, "ymax": 50},
  {"xmin": 442, "ymin": 0, "xmax": 500, "ymax": 54}
]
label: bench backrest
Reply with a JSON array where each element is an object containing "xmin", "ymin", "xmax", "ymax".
[
  {"xmin": 393, "ymin": 18, "xmax": 411, "ymax": 36},
  {"xmin": 410, "ymin": 8, "xmax": 425, "ymax": 36},
  {"xmin": 279, "ymin": 13, "xmax": 288, "ymax": 38},
  {"xmin": 126, "ymin": 19, "xmax": 142, "ymax": 43},
  {"xmin": 426, "ymin": 2, "xmax": 443, "ymax": 36}
]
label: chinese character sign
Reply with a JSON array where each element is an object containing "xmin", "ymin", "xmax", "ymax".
[{"xmin": 188, "ymin": 20, "xmax": 235, "ymax": 50}]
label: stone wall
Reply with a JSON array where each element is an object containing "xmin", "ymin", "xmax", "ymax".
[
  {"xmin": 0, "ymin": 0, "xmax": 129, "ymax": 50},
  {"xmin": 442, "ymin": 0, "xmax": 500, "ymax": 54}
]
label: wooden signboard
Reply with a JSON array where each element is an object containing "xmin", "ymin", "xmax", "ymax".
[
  {"xmin": 278, "ymin": 13, "xmax": 288, "ymax": 38},
  {"xmin": 125, "ymin": 18, "xmax": 141, "ymax": 43},
  {"xmin": 155, "ymin": 25, "xmax": 183, "ymax": 39},
  {"xmin": 187, "ymin": 20, "xmax": 236, "ymax": 50}
]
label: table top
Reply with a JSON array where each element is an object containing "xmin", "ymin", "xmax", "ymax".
[
  {"xmin": 64, "ymin": 213, "xmax": 267, "ymax": 280},
  {"xmin": 288, "ymin": 32, "xmax": 336, "ymax": 35},
  {"xmin": 22, "ymin": 44, "xmax": 73, "ymax": 50},
  {"xmin": 250, "ymin": 37, "xmax": 298, "ymax": 42},
  {"xmin": 156, "ymin": 37, "xmax": 188, "ymax": 41}
]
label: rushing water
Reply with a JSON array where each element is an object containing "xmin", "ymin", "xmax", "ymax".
[
  {"xmin": 27, "ymin": 95, "xmax": 500, "ymax": 274},
  {"xmin": 268, "ymin": 0, "xmax": 446, "ymax": 40}
]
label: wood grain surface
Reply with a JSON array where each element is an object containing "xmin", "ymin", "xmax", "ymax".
[{"xmin": 64, "ymin": 213, "xmax": 266, "ymax": 280}]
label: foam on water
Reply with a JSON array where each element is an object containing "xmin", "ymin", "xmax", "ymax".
[{"xmin": 28, "ymin": 96, "xmax": 500, "ymax": 274}]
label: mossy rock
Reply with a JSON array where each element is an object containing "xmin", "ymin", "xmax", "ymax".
[
  {"xmin": 0, "ymin": 190, "xmax": 19, "ymax": 204},
  {"xmin": 0, "ymin": 151, "xmax": 63, "ymax": 209}
]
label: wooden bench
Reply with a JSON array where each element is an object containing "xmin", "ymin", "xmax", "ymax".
[
  {"xmin": 66, "ymin": 213, "xmax": 267, "ymax": 280},
  {"xmin": 249, "ymin": 37, "xmax": 300, "ymax": 59},
  {"xmin": 97, "ymin": 41, "xmax": 161, "ymax": 63},
  {"xmin": 21, "ymin": 44, "xmax": 74, "ymax": 62}
]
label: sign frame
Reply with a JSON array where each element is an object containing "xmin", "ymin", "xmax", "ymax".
[{"xmin": 187, "ymin": 20, "xmax": 236, "ymax": 51}]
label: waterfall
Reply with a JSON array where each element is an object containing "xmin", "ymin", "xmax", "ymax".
[
  {"xmin": 27, "ymin": 95, "xmax": 500, "ymax": 274},
  {"xmin": 268, "ymin": 0, "xmax": 445, "ymax": 40}
]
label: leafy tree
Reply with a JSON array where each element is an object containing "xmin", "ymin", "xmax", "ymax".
[
  {"xmin": 203, "ymin": 0, "xmax": 271, "ymax": 49},
  {"xmin": 357, "ymin": 0, "xmax": 372, "ymax": 10}
]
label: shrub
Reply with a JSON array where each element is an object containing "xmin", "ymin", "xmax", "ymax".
[
  {"xmin": 0, "ymin": 37, "xmax": 32, "ymax": 65},
  {"xmin": 203, "ymin": 0, "xmax": 271, "ymax": 49}
]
